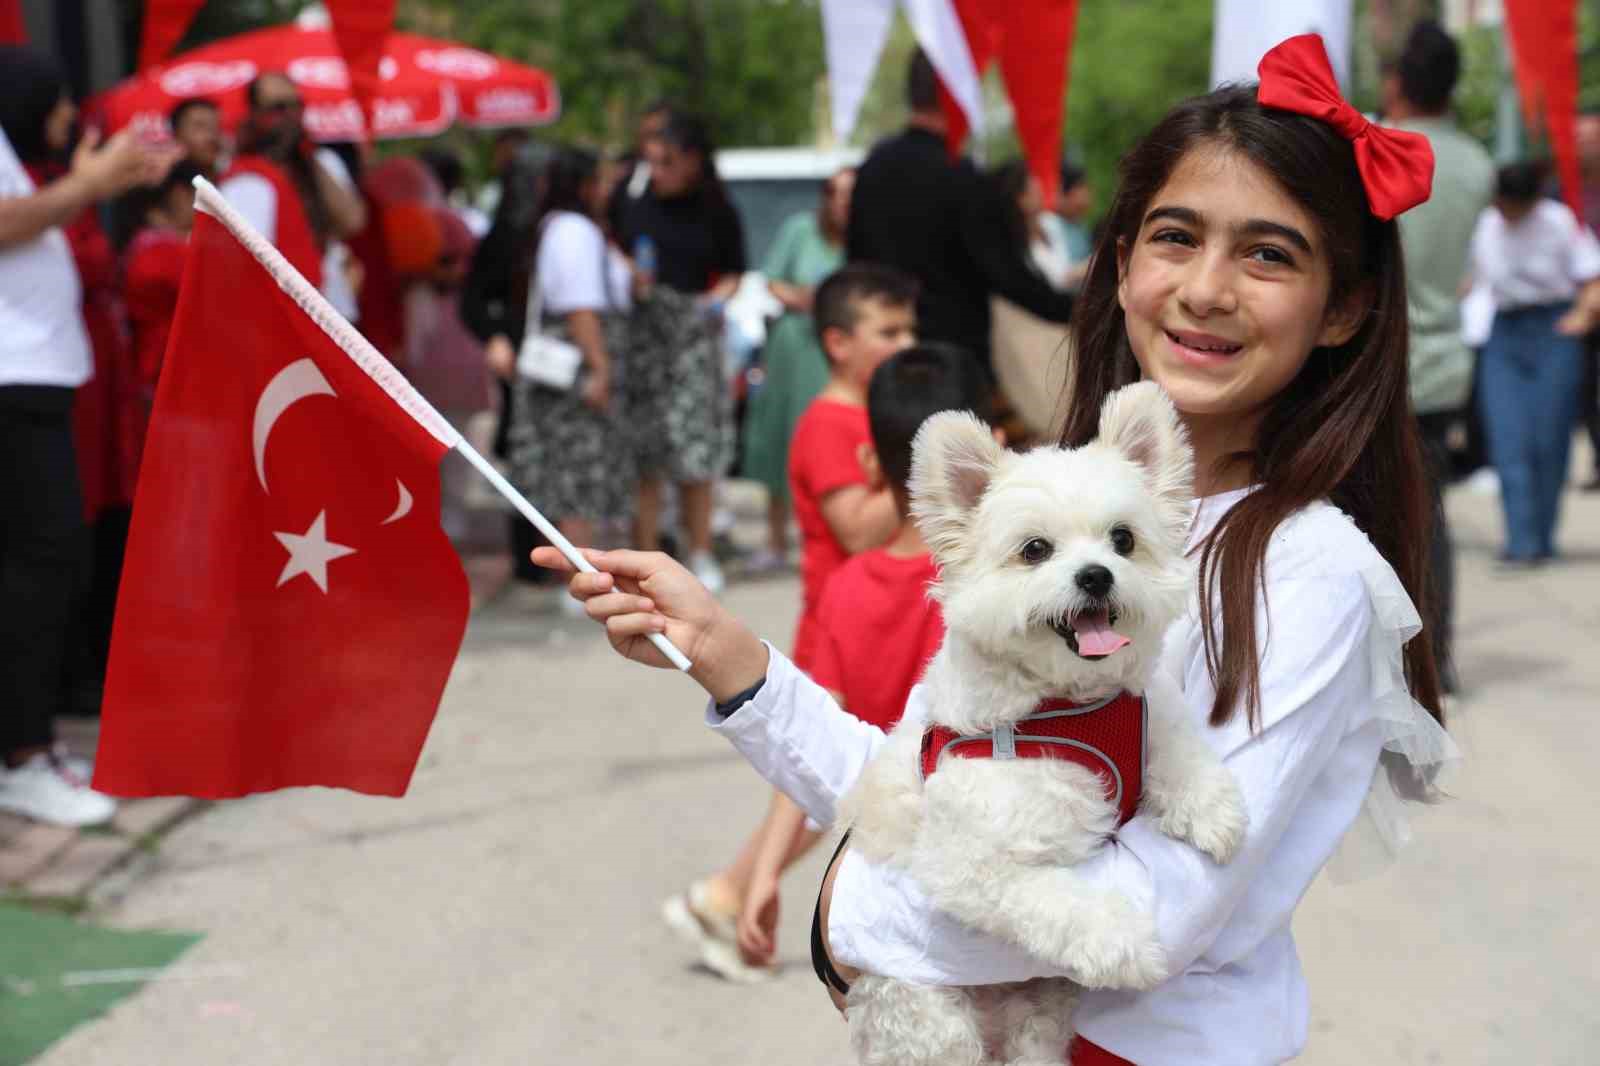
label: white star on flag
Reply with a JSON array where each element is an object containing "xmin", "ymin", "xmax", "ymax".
[{"xmin": 274, "ymin": 511, "xmax": 356, "ymax": 593}]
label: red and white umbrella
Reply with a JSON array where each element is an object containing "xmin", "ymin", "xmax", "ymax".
[{"xmin": 87, "ymin": 24, "xmax": 560, "ymax": 142}]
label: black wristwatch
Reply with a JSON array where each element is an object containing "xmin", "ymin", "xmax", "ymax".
[{"xmin": 713, "ymin": 678, "xmax": 766, "ymax": 719}]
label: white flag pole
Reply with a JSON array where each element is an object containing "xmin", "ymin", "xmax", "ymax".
[{"xmin": 190, "ymin": 176, "xmax": 693, "ymax": 673}]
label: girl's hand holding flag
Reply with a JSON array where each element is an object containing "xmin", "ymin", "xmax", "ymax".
[{"xmin": 532, "ymin": 547, "xmax": 769, "ymax": 704}]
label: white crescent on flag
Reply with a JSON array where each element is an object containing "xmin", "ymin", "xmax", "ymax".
[
  {"xmin": 253, "ymin": 358, "xmax": 336, "ymax": 493},
  {"xmin": 380, "ymin": 478, "xmax": 414, "ymax": 526}
]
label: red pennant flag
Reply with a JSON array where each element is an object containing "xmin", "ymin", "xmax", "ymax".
[
  {"xmin": 1504, "ymin": 0, "xmax": 1582, "ymax": 217},
  {"xmin": 935, "ymin": 0, "xmax": 1080, "ymax": 209},
  {"xmin": 138, "ymin": 0, "xmax": 207, "ymax": 71},
  {"xmin": 327, "ymin": 0, "xmax": 397, "ymax": 139},
  {"xmin": 93, "ymin": 180, "xmax": 470, "ymax": 799},
  {"xmin": 0, "ymin": 0, "xmax": 27, "ymax": 45}
]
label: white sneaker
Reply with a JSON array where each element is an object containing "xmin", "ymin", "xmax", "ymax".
[
  {"xmin": 661, "ymin": 883, "xmax": 771, "ymax": 984},
  {"xmin": 52, "ymin": 743, "xmax": 94, "ymax": 785},
  {"xmin": 741, "ymin": 548, "xmax": 788, "ymax": 575},
  {"xmin": 0, "ymin": 753, "xmax": 117, "ymax": 827},
  {"xmin": 1464, "ymin": 467, "xmax": 1500, "ymax": 497},
  {"xmin": 689, "ymin": 551, "xmax": 726, "ymax": 595}
]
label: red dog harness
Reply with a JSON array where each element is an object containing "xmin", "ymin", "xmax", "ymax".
[{"xmin": 919, "ymin": 692, "xmax": 1147, "ymax": 826}]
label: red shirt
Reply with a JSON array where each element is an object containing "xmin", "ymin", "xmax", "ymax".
[
  {"xmin": 787, "ymin": 398, "xmax": 872, "ymax": 672},
  {"xmin": 810, "ymin": 548, "xmax": 944, "ymax": 730},
  {"xmin": 224, "ymin": 154, "xmax": 323, "ymax": 290},
  {"xmin": 123, "ymin": 228, "xmax": 189, "ymax": 477},
  {"xmin": 125, "ymin": 229, "xmax": 188, "ymax": 387}
]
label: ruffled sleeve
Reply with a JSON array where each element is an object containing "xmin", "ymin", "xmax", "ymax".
[{"xmin": 1327, "ymin": 554, "xmax": 1463, "ymax": 881}]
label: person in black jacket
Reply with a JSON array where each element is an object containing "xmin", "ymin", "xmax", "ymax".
[{"xmin": 847, "ymin": 50, "xmax": 1073, "ymax": 369}]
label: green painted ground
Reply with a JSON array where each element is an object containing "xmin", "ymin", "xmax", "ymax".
[{"xmin": 0, "ymin": 903, "xmax": 200, "ymax": 1065}]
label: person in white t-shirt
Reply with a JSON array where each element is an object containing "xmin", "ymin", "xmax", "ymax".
[
  {"xmin": 0, "ymin": 45, "xmax": 178, "ymax": 828},
  {"xmin": 536, "ymin": 58, "xmax": 1459, "ymax": 1066},
  {"xmin": 461, "ymin": 146, "xmax": 634, "ymax": 604},
  {"xmin": 1470, "ymin": 161, "xmax": 1600, "ymax": 566}
]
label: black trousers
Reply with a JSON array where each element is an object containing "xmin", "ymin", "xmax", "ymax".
[
  {"xmin": 0, "ymin": 386, "xmax": 86, "ymax": 757},
  {"xmin": 1416, "ymin": 410, "xmax": 1457, "ymax": 694}
]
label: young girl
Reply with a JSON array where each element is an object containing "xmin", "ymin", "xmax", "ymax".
[{"xmin": 538, "ymin": 35, "xmax": 1457, "ymax": 1066}]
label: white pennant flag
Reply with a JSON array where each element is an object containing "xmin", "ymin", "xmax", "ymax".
[
  {"xmin": 820, "ymin": 0, "xmax": 984, "ymax": 145},
  {"xmin": 822, "ymin": 0, "xmax": 898, "ymax": 144},
  {"xmin": 901, "ymin": 0, "xmax": 984, "ymax": 140},
  {"xmin": 1211, "ymin": 0, "xmax": 1354, "ymax": 90}
]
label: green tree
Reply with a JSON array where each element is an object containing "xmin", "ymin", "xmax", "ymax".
[
  {"xmin": 399, "ymin": 0, "xmax": 824, "ymax": 149},
  {"xmin": 1061, "ymin": 0, "xmax": 1214, "ymax": 221},
  {"xmin": 117, "ymin": 0, "xmax": 304, "ymax": 73}
]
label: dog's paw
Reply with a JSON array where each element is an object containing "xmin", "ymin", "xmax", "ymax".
[
  {"xmin": 1053, "ymin": 894, "xmax": 1168, "ymax": 991},
  {"xmin": 1157, "ymin": 767, "xmax": 1249, "ymax": 864}
]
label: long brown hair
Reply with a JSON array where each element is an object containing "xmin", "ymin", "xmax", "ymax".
[{"xmin": 1059, "ymin": 84, "xmax": 1443, "ymax": 731}]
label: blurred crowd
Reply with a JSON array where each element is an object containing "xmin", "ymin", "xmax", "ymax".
[
  {"xmin": 4, "ymin": 26, "xmax": 1599, "ymax": 871},
  {"xmin": 0, "ymin": 40, "xmax": 1087, "ymax": 831}
]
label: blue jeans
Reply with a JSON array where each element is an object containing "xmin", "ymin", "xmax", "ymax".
[{"xmin": 1478, "ymin": 304, "xmax": 1585, "ymax": 558}]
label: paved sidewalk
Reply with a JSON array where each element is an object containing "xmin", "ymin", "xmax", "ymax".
[
  {"xmin": 17, "ymin": 474, "xmax": 1600, "ymax": 1065},
  {"xmin": 0, "ymin": 554, "xmax": 515, "ymax": 907}
]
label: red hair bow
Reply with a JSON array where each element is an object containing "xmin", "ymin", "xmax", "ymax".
[{"xmin": 1256, "ymin": 34, "xmax": 1434, "ymax": 220}]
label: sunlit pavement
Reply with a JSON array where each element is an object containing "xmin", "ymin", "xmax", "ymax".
[{"xmin": 29, "ymin": 463, "xmax": 1600, "ymax": 1066}]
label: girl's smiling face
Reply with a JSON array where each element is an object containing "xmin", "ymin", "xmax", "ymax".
[{"xmin": 1117, "ymin": 146, "xmax": 1366, "ymax": 442}]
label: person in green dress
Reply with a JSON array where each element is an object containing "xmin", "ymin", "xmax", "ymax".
[{"xmin": 740, "ymin": 167, "xmax": 854, "ymax": 570}]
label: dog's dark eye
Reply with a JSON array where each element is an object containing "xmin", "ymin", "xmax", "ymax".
[
  {"xmin": 1020, "ymin": 538, "xmax": 1054, "ymax": 564},
  {"xmin": 1110, "ymin": 526, "xmax": 1136, "ymax": 556}
]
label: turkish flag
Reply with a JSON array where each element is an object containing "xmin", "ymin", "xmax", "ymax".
[{"xmin": 93, "ymin": 181, "xmax": 470, "ymax": 799}]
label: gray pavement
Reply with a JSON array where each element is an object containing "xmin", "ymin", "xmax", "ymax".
[{"xmin": 32, "ymin": 474, "xmax": 1600, "ymax": 1065}]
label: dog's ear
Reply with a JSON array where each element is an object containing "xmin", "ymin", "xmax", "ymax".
[
  {"xmin": 910, "ymin": 410, "xmax": 1006, "ymax": 567},
  {"xmin": 1096, "ymin": 382, "xmax": 1194, "ymax": 532}
]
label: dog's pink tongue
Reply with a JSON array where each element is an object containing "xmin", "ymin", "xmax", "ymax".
[{"xmin": 1072, "ymin": 610, "xmax": 1131, "ymax": 656}]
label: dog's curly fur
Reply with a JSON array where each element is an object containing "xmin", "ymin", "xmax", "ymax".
[{"xmin": 836, "ymin": 383, "xmax": 1249, "ymax": 1065}]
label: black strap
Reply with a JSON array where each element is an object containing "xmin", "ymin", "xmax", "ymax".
[{"xmin": 810, "ymin": 830, "xmax": 854, "ymax": 997}]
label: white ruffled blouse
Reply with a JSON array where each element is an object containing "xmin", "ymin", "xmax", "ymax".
[{"xmin": 707, "ymin": 488, "xmax": 1459, "ymax": 1066}]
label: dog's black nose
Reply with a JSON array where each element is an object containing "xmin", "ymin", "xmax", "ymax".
[{"xmin": 1075, "ymin": 564, "xmax": 1114, "ymax": 598}]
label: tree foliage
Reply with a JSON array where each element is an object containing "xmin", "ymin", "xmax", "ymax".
[
  {"xmin": 1060, "ymin": 0, "xmax": 1214, "ymax": 219},
  {"xmin": 398, "ymin": 0, "xmax": 824, "ymax": 150},
  {"xmin": 122, "ymin": 0, "xmax": 1600, "ymax": 209}
]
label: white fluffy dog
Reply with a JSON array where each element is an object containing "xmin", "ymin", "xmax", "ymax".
[{"xmin": 836, "ymin": 382, "xmax": 1248, "ymax": 1065}]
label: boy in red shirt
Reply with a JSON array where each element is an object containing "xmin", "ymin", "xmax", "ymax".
[
  {"xmin": 809, "ymin": 344, "xmax": 992, "ymax": 727},
  {"xmin": 662, "ymin": 264, "xmax": 916, "ymax": 980},
  {"xmin": 733, "ymin": 344, "xmax": 994, "ymax": 964},
  {"xmin": 786, "ymin": 263, "xmax": 918, "ymax": 671}
]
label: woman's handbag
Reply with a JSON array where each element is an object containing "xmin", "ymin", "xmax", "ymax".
[{"xmin": 515, "ymin": 220, "xmax": 583, "ymax": 390}]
